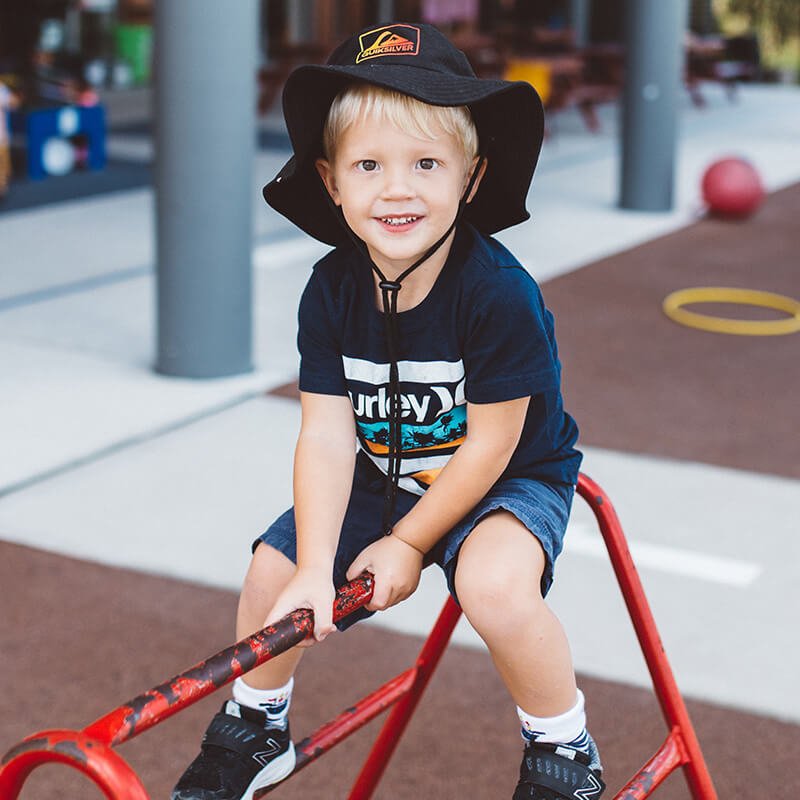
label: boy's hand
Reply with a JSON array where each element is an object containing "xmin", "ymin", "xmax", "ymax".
[
  {"xmin": 346, "ymin": 535, "xmax": 423, "ymax": 612},
  {"xmin": 264, "ymin": 567, "xmax": 336, "ymax": 645}
]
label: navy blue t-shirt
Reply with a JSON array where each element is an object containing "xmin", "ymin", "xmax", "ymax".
[{"xmin": 297, "ymin": 224, "xmax": 581, "ymax": 495}]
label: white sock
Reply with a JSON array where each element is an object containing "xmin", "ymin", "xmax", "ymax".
[
  {"xmin": 517, "ymin": 689, "xmax": 586, "ymax": 744},
  {"xmin": 233, "ymin": 676, "xmax": 294, "ymax": 728}
]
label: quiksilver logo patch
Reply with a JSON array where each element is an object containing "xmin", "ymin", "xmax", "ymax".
[{"xmin": 356, "ymin": 24, "xmax": 420, "ymax": 63}]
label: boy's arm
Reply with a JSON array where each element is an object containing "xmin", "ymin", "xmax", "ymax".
[
  {"xmin": 346, "ymin": 395, "xmax": 529, "ymax": 608},
  {"xmin": 265, "ymin": 391, "xmax": 356, "ymax": 642}
]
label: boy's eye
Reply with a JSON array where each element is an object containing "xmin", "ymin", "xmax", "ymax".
[
  {"xmin": 417, "ymin": 158, "xmax": 438, "ymax": 170},
  {"xmin": 357, "ymin": 160, "xmax": 379, "ymax": 172}
]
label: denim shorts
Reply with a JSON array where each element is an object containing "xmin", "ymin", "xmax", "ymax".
[{"xmin": 254, "ymin": 456, "xmax": 575, "ymax": 630}]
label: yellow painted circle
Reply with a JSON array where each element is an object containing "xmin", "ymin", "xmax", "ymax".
[{"xmin": 662, "ymin": 287, "xmax": 800, "ymax": 336}]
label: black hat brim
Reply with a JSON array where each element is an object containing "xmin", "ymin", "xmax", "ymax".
[{"xmin": 263, "ymin": 64, "xmax": 544, "ymax": 246}]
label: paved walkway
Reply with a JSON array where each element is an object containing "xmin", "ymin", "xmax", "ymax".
[{"xmin": 1, "ymin": 82, "xmax": 799, "ymax": 730}]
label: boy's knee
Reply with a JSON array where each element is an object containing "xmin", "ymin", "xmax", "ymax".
[
  {"xmin": 456, "ymin": 563, "xmax": 543, "ymax": 616},
  {"xmin": 455, "ymin": 517, "xmax": 546, "ymax": 600},
  {"xmin": 454, "ymin": 535, "xmax": 547, "ymax": 635},
  {"xmin": 241, "ymin": 543, "xmax": 295, "ymax": 609},
  {"xmin": 458, "ymin": 575, "xmax": 547, "ymax": 645}
]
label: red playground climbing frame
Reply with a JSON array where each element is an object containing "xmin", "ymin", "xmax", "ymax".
[{"xmin": 0, "ymin": 473, "xmax": 718, "ymax": 799}]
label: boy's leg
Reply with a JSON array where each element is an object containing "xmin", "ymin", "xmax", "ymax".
[
  {"xmin": 173, "ymin": 476, "xmax": 399, "ymax": 799},
  {"xmin": 454, "ymin": 511, "xmax": 604, "ymax": 798},
  {"xmin": 454, "ymin": 511, "xmax": 576, "ymax": 715},
  {"xmin": 172, "ymin": 544, "xmax": 299, "ymax": 800},
  {"xmin": 236, "ymin": 542, "xmax": 304, "ymax": 689}
]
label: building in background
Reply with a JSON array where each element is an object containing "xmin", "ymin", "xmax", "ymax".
[{"xmin": 2, "ymin": 0, "xmax": 790, "ymax": 108}]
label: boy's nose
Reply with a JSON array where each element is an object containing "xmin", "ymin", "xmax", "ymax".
[{"xmin": 380, "ymin": 168, "xmax": 415, "ymax": 200}]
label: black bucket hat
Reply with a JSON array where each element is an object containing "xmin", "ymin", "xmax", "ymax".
[{"xmin": 263, "ymin": 22, "xmax": 544, "ymax": 246}]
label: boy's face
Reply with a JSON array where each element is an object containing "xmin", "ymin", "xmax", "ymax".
[{"xmin": 316, "ymin": 113, "xmax": 482, "ymax": 276}]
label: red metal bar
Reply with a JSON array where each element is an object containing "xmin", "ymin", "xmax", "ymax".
[
  {"xmin": 84, "ymin": 573, "xmax": 373, "ymax": 747},
  {"xmin": 0, "ymin": 729, "xmax": 148, "ymax": 800},
  {"xmin": 611, "ymin": 729, "xmax": 686, "ymax": 800},
  {"xmin": 0, "ymin": 574, "xmax": 374, "ymax": 800},
  {"xmin": 576, "ymin": 474, "xmax": 718, "ymax": 800},
  {"xmin": 346, "ymin": 594, "xmax": 463, "ymax": 799},
  {"xmin": 257, "ymin": 668, "xmax": 419, "ymax": 795}
]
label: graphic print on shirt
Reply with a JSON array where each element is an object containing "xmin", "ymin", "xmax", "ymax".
[{"xmin": 343, "ymin": 355, "xmax": 466, "ymax": 495}]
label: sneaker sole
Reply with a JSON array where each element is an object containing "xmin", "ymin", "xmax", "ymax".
[{"xmin": 241, "ymin": 742, "xmax": 296, "ymax": 800}]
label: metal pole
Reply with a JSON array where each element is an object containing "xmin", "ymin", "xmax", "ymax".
[
  {"xmin": 0, "ymin": 575, "xmax": 374, "ymax": 800},
  {"xmin": 619, "ymin": 0, "xmax": 689, "ymax": 211},
  {"xmin": 576, "ymin": 475, "xmax": 719, "ymax": 798},
  {"xmin": 154, "ymin": 1, "xmax": 257, "ymax": 378},
  {"xmin": 288, "ymin": 0, "xmax": 315, "ymax": 43},
  {"xmin": 569, "ymin": 0, "xmax": 591, "ymax": 48},
  {"xmin": 347, "ymin": 597, "xmax": 463, "ymax": 799},
  {"xmin": 377, "ymin": 0, "xmax": 395, "ymax": 23}
]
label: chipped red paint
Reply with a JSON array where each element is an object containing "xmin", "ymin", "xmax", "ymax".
[
  {"xmin": 619, "ymin": 772, "xmax": 656, "ymax": 800},
  {"xmin": 614, "ymin": 730, "xmax": 684, "ymax": 799},
  {"xmin": 84, "ymin": 610, "xmax": 316, "ymax": 746},
  {"xmin": 84, "ymin": 573, "xmax": 374, "ymax": 747},
  {"xmin": 332, "ymin": 572, "xmax": 374, "ymax": 622}
]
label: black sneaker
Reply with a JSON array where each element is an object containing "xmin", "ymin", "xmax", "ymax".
[
  {"xmin": 172, "ymin": 700, "xmax": 296, "ymax": 800},
  {"xmin": 513, "ymin": 740, "xmax": 605, "ymax": 799}
]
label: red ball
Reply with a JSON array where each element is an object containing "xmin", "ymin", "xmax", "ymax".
[{"xmin": 701, "ymin": 157, "xmax": 765, "ymax": 218}]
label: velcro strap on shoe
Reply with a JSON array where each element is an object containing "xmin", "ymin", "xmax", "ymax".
[
  {"xmin": 201, "ymin": 712, "xmax": 277, "ymax": 758},
  {"xmin": 519, "ymin": 743, "xmax": 605, "ymax": 799}
]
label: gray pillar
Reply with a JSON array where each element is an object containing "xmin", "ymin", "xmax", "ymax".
[
  {"xmin": 619, "ymin": 0, "xmax": 689, "ymax": 211},
  {"xmin": 569, "ymin": 0, "xmax": 591, "ymax": 48},
  {"xmin": 288, "ymin": 0, "xmax": 315, "ymax": 43},
  {"xmin": 377, "ymin": 0, "xmax": 396, "ymax": 23},
  {"xmin": 154, "ymin": 0, "xmax": 257, "ymax": 378}
]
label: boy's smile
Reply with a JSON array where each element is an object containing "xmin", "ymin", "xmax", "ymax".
[
  {"xmin": 375, "ymin": 214, "xmax": 423, "ymax": 233},
  {"xmin": 316, "ymin": 115, "xmax": 482, "ymax": 281}
]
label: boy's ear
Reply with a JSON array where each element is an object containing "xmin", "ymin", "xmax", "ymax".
[
  {"xmin": 315, "ymin": 158, "xmax": 341, "ymax": 205},
  {"xmin": 465, "ymin": 156, "xmax": 488, "ymax": 204}
]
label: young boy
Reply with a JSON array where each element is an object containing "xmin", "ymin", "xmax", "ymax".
[{"xmin": 173, "ymin": 23, "xmax": 603, "ymax": 800}]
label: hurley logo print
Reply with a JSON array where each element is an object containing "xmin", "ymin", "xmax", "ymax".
[{"xmin": 356, "ymin": 24, "xmax": 420, "ymax": 63}]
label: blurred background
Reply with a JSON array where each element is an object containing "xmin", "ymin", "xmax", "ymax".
[{"xmin": 0, "ymin": 0, "xmax": 798, "ymax": 104}]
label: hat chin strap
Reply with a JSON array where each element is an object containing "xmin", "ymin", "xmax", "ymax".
[{"xmin": 326, "ymin": 156, "xmax": 485, "ymax": 538}]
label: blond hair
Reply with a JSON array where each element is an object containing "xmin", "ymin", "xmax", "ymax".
[{"xmin": 322, "ymin": 83, "xmax": 478, "ymax": 165}]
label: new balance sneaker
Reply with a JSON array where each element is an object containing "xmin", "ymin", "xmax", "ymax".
[
  {"xmin": 513, "ymin": 740, "xmax": 605, "ymax": 799},
  {"xmin": 172, "ymin": 700, "xmax": 296, "ymax": 800}
]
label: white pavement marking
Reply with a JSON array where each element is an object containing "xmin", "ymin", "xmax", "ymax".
[{"xmin": 565, "ymin": 522, "xmax": 762, "ymax": 588}]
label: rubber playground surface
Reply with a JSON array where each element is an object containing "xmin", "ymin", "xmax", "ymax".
[{"xmin": 2, "ymin": 183, "xmax": 800, "ymax": 798}]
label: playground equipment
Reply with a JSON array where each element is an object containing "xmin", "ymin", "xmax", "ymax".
[
  {"xmin": 0, "ymin": 474, "xmax": 718, "ymax": 799},
  {"xmin": 663, "ymin": 286, "xmax": 800, "ymax": 336},
  {"xmin": 701, "ymin": 156, "xmax": 764, "ymax": 219}
]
